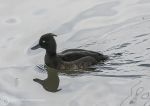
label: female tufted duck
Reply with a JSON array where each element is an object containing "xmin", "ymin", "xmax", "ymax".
[{"xmin": 31, "ymin": 33, "xmax": 108, "ymax": 70}]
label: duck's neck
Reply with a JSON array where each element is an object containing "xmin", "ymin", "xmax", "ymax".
[
  {"xmin": 46, "ymin": 49, "xmax": 56, "ymax": 56},
  {"xmin": 45, "ymin": 50, "xmax": 60, "ymax": 69}
]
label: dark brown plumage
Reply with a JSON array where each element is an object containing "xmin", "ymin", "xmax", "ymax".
[{"xmin": 31, "ymin": 33, "xmax": 108, "ymax": 70}]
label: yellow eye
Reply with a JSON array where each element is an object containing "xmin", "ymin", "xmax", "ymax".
[{"xmin": 42, "ymin": 40, "xmax": 46, "ymax": 43}]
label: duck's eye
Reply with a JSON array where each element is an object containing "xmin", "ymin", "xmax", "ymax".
[{"xmin": 42, "ymin": 40, "xmax": 46, "ymax": 43}]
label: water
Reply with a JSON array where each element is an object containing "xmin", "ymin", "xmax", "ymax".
[{"xmin": 0, "ymin": 0, "xmax": 150, "ymax": 106}]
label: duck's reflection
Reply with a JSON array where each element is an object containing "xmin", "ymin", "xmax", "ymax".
[{"xmin": 33, "ymin": 66, "xmax": 61, "ymax": 92}]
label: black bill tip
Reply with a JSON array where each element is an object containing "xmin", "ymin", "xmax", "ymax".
[{"xmin": 31, "ymin": 44, "xmax": 41, "ymax": 50}]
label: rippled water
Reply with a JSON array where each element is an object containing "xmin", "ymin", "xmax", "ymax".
[{"xmin": 0, "ymin": 0, "xmax": 150, "ymax": 106}]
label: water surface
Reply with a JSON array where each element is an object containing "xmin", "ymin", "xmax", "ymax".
[{"xmin": 0, "ymin": 0, "xmax": 150, "ymax": 106}]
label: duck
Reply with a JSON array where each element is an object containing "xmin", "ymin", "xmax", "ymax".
[{"xmin": 31, "ymin": 33, "xmax": 108, "ymax": 70}]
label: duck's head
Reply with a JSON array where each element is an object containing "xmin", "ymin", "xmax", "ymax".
[{"xmin": 31, "ymin": 33, "xmax": 57, "ymax": 55}]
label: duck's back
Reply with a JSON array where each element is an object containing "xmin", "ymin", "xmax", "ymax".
[{"xmin": 58, "ymin": 49, "xmax": 108, "ymax": 62}]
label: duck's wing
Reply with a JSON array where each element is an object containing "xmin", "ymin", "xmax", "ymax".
[
  {"xmin": 58, "ymin": 49, "xmax": 108, "ymax": 62},
  {"xmin": 62, "ymin": 56, "xmax": 98, "ymax": 70},
  {"xmin": 60, "ymin": 49, "xmax": 88, "ymax": 54}
]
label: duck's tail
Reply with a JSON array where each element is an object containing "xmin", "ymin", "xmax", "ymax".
[{"xmin": 98, "ymin": 53, "xmax": 109, "ymax": 62}]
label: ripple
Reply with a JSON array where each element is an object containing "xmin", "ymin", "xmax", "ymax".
[
  {"xmin": 146, "ymin": 48, "xmax": 150, "ymax": 50},
  {"xmin": 116, "ymin": 43, "xmax": 131, "ymax": 49},
  {"xmin": 138, "ymin": 64, "xmax": 150, "ymax": 67},
  {"xmin": 135, "ymin": 56, "xmax": 143, "ymax": 59},
  {"xmin": 53, "ymin": 1, "xmax": 119, "ymax": 34},
  {"xmin": 99, "ymin": 66, "xmax": 116, "ymax": 70},
  {"xmin": 136, "ymin": 39, "xmax": 149, "ymax": 44},
  {"xmin": 94, "ymin": 74, "xmax": 144, "ymax": 78},
  {"xmin": 3, "ymin": 17, "xmax": 21, "ymax": 25},
  {"xmin": 135, "ymin": 33, "xmax": 149, "ymax": 38},
  {"xmin": 108, "ymin": 43, "xmax": 131, "ymax": 50}
]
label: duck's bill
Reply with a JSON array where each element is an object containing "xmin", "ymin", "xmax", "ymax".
[{"xmin": 31, "ymin": 44, "xmax": 41, "ymax": 50}]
